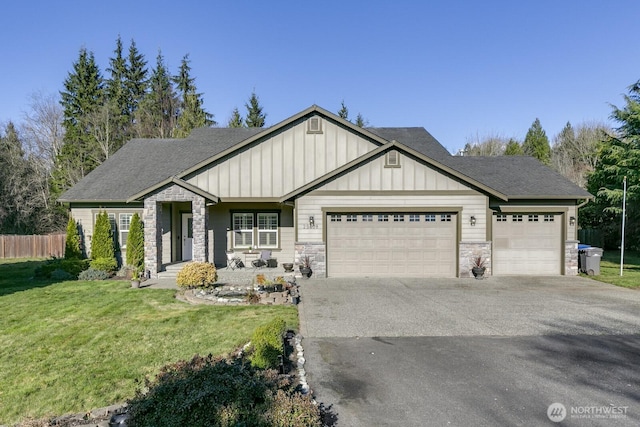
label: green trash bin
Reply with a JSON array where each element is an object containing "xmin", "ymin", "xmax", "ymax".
[{"xmin": 584, "ymin": 247, "xmax": 603, "ymax": 275}]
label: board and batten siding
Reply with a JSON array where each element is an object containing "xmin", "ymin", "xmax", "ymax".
[
  {"xmin": 186, "ymin": 119, "xmax": 377, "ymax": 198},
  {"xmin": 297, "ymin": 193, "xmax": 488, "ymax": 243}
]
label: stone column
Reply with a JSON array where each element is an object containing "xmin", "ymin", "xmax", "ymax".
[
  {"xmin": 565, "ymin": 240, "xmax": 579, "ymax": 276},
  {"xmin": 143, "ymin": 197, "xmax": 159, "ymax": 277},
  {"xmin": 192, "ymin": 195, "xmax": 207, "ymax": 263}
]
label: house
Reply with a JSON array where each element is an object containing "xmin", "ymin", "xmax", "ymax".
[{"xmin": 59, "ymin": 105, "xmax": 592, "ymax": 278}]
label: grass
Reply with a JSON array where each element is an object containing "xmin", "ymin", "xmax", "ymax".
[
  {"xmin": 585, "ymin": 249, "xmax": 640, "ymax": 289},
  {"xmin": 0, "ymin": 259, "xmax": 298, "ymax": 424}
]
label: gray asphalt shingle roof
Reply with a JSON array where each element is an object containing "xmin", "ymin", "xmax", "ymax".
[{"xmin": 60, "ymin": 116, "xmax": 591, "ymax": 202}]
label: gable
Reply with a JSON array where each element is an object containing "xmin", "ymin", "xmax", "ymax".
[
  {"xmin": 313, "ymin": 150, "xmax": 476, "ymax": 192},
  {"xmin": 184, "ymin": 115, "xmax": 380, "ymax": 199}
]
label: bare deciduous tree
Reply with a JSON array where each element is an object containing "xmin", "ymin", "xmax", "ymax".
[{"xmin": 20, "ymin": 91, "xmax": 65, "ymax": 171}]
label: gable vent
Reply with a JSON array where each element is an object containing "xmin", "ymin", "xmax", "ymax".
[
  {"xmin": 307, "ymin": 116, "xmax": 323, "ymax": 134},
  {"xmin": 385, "ymin": 150, "xmax": 400, "ymax": 167}
]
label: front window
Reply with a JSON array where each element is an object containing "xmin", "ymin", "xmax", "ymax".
[
  {"xmin": 258, "ymin": 213, "xmax": 278, "ymax": 248},
  {"xmin": 233, "ymin": 213, "xmax": 254, "ymax": 247},
  {"xmin": 119, "ymin": 213, "xmax": 132, "ymax": 248},
  {"xmin": 233, "ymin": 212, "xmax": 279, "ymax": 248}
]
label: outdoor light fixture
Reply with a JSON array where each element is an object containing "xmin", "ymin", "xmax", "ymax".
[
  {"xmin": 470, "ymin": 216, "xmax": 477, "ymax": 226},
  {"xmin": 570, "ymin": 216, "xmax": 576, "ymax": 226},
  {"xmin": 309, "ymin": 216, "xmax": 315, "ymax": 227}
]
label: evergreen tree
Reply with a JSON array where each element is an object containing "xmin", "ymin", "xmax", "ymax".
[
  {"xmin": 105, "ymin": 36, "xmax": 129, "ymax": 128},
  {"xmin": 92, "ymin": 211, "xmax": 115, "ymax": 260},
  {"xmin": 125, "ymin": 39, "xmax": 148, "ymax": 123},
  {"xmin": 54, "ymin": 48, "xmax": 105, "ymax": 197},
  {"xmin": 584, "ymin": 80, "xmax": 640, "ymax": 249},
  {"xmin": 227, "ymin": 107, "xmax": 243, "ymax": 127},
  {"xmin": 355, "ymin": 113, "xmax": 367, "ymax": 127},
  {"xmin": 64, "ymin": 216, "xmax": 82, "ymax": 259},
  {"xmin": 126, "ymin": 212, "xmax": 144, "ymax": 271},
  {"xmin": 522, "ymin": 118, "xmax": 551, "ymax": 164},
  {"xmin": 135, "ymin": 51, "xmax": 178, "ymax": 138},
  {"xmin": 338, "ymin": 101, "xmax": 349, "ymax": 120},
  {"xmin": 504, "ymin": 139, "xmax": 523, "ymax": 155},
  {"xmin": 172, "ymin": 54, "xmax": 215, "ymax": 137},
  {"xmin": 244, "ymin": 91, "xmax": 266, "ymax": 128},
  {"xmin": 0, "ymin": 123, "xmax": 26, "ymax": 233}
]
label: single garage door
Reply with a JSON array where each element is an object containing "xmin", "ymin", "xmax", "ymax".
[
  {"xmin": 327, "ymin": 212, "xmax": 457, "ymax": 277},
  {"xmin": 492, "ymin": 213, "xmax": 562, "ymax": 275}
]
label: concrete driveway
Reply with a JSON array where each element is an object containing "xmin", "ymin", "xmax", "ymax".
[{"xmin": 298, "ymin": 276, "xmax": 640, "ymax": 426}]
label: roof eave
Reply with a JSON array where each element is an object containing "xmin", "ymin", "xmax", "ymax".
[{"xmin": 126, "ymin": 177, "xmax": 220, "ymax": 203}]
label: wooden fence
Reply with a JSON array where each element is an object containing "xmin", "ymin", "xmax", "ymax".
[{"xmin": 0, "ymin": 234, "xmax": 66, "ymax": 259}]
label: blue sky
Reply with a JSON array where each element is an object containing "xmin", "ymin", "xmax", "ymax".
[{"xmin": 2, "ymin": 1, "xmax": 639, "ymax": 154}]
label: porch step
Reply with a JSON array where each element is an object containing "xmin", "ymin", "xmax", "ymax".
[{"xmin": 157, "ymin": 262, "xmax": 189, "ymax": 279}]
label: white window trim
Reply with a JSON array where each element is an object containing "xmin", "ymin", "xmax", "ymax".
[
  {"xmin": 257, "ymin": 213, "xmax": 278, "ymax": 248},
  {"xmin": 119, "ymin": 213, "xmax": 133, "ymax": 249},
  {"xmin": 233, "ymin": 212, "xmax": 279, "ymax": 249}
]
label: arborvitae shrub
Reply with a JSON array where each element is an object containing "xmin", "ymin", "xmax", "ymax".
[
  {"xmin": 89, "ymin": 257, "xmax": 118, "ymax": 273},
  {"xmin": 64, "ymin": 216, "xmax": 82, "ymax": 259},
  {"xmin": 126, "ymin": 212, "xmax": 144, "ymax": 272},
  {"xmin": 92, "ymin": 211, "xmax": 115, "ymax": 261}
]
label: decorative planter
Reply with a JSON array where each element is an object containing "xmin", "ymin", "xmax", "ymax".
[
  {"xmin": 471, "ymin": 267, "xmax": 486, "ymax": 280},
  {"xmin": 299, "ymin": 266, "xmax": 312, "ymax": 278},
  {"xmin": 131, "ymin": 279, "xmax": 140, "ymax": 288},
  {"xmin": 283, "ymin": 262, "xmax": 294, "ymax": 272}
]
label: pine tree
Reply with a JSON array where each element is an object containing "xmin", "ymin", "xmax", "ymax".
[
  {"xmin": 338, "ymin": 101, "xmax": 349, "ymax": 120},
  {"xmin": 244, "ymin": 91, "xmax": 266, "ymax": 128},
  {"xmin": 355, "ymin": 113, "xmax": 367, "ymax": 128},
  {"xmin": 126, "ymin": 212, "xmax": 144, "ymax": 271},
  {"xmin": 504, "ymin": 139, "xmax": 523, "ymax": 155},
  {"xmin": 135, "ymin": 51, "xmax": 178, "ymax": 138},
  {"xmin": 522, "ymin": 118, "xmax": 551, "ymax": 165},
  {"xmin": 227, "ymin": 107, "xmax": 243, "ymax": 127},
  {"xmin": 172, "ymin": 54, "xmax": 215, "ymax": 137},
  {"xmin": 64, "ymin": 216, "xmax": 82, "ymax": 259}
]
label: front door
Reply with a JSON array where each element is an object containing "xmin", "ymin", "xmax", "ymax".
[{"xmin": 182, "ymin": 213, "xmax": 193, "ymax": 261}]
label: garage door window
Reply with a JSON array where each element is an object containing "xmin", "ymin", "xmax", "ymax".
[
  {"xmin": 346, "ymin": 214, "xmax": 357, "ymax": 222},
  {"xmin": 528, "ymin": 215, "xmax": 539, "ymax": 222},
  {"xmin": 440, "ymin": 214, "xmax": 452, "ymax": 222},
  {"xmin": 496, "ymin": 214, "xmax": 507, "ymax": 222},
  {"xmin": 378, "ymin": 214, "xmax": 389, "ymax": 222},
  {"xmin": 393, "ymin": 214, "xmax": 405, "ymax": 222},
  {"xmin": 425, "ymin": 214, "xmax": 436, "ymax": 222},
  {"xmin": 544, "ymin": 215, "xmax": 555, "ymax": 222},
  {"xmin": 362, "ymin": 214, "xmax": 373, "ymax": 222},
  {"xmin": 330, "ymin": 214, "xmax": 342, "ymax": 222},
  {"xmin": 409, "ymin": 214, "xmax": 420, "ymax": 222},
  {"xmin": 512, "ymin": 215, "xmax": 523, "ymax": 222}
]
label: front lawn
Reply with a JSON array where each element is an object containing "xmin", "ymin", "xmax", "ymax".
[
  {"xmin": 0, "ymin": 259, "xmax": 298, "ymax": 424},
  {"xmin": 587, "ymin": 250, "xmax": 640, "ymax": 289}
]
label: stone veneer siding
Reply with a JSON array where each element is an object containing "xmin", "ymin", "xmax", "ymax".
[
  {"xmin": 459, "ymin": 241, "xmax": 492, "ymax": 278},
  {"xmin": 294, "ymin": 242, "xmax": 326, "ymax": 278},
  {"xmin": 144, "ymin": 184, "xmax": 207, "ymax": 277},
  {"xmin": 565, "ymin": 240, "xmax": 579, "ymax": 276}
]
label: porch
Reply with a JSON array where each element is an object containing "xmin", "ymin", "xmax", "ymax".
[{"xmin": 156, "ymin": 261, "xmax": 298, "ymax": 286}]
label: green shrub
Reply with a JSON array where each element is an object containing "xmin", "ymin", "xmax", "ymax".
[
  {"xmin": 176, "ymin": 262, "xmax": 218, "ymax": 289},
  {"xmin": 51, "ymin": 269, "xmax": 74, "ymax": 281},
  {"xmin": 34, "ymin": 258, "xmax": 90, "ymax": 279},
  {"xmin": 127, "ymin": 354, "xmax": 322, "ymax": 427},
  {"xmin": 78, "ymin": 268, "xmax": 110, "ymax": 281},
  {"xmin": 64, "ymin": 216, "xmax": 82, "ymax": 259},
  {"xmin": 250, "ymin": 317, "xmax": 286, "ymax": 369},
  {"xmin": 92, "ymin": 211, "xmax": 116, "ymax": 263},
  {"xmin": 90, "ymin": 257, "xmax": 118, "ymax": 273},
  {"xmin": 126, "ymin": 212, "xmax": 144, "ymax": 272}
]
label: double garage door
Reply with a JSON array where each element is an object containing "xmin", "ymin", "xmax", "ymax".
[
  {"xmin": 326, "ymin": 212, "xmax": 457, "ymax": 277},
  {"xmin": 492, "ymin": 213, "xmax": 562, "ymax": 275}
]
